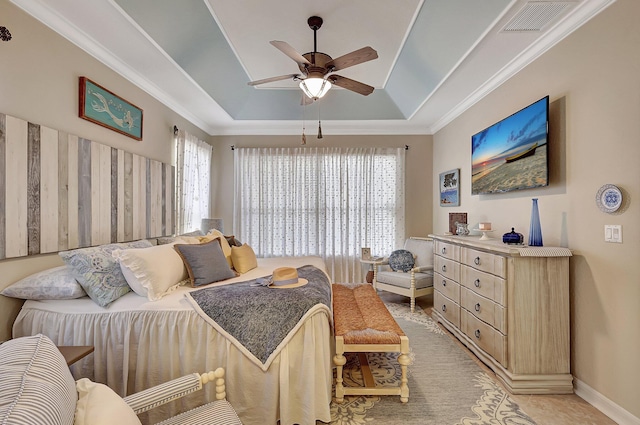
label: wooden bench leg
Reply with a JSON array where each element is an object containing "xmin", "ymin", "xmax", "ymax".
[
  {"xmin": 399, "ymin": 336, "xmax": 410, "ymax": 403},
  {"xmin": 334, "ymin": 336, "xmax": 346, "ymax": 403}
]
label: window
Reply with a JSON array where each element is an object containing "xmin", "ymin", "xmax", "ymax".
[
  {"xmin": 234, "ymin": 147, "xmax": 405, "ymax": 282},
  {"xmin": 175, "ymin": 130, "xmax": 212, "ymax": 234}
]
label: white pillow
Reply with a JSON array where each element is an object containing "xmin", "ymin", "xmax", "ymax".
[
  {"xmin": 112, "ymin": 242, "xmax": 188, "ymax": 301},
  {"xmin": 75, "ymin": 378, "xmax": 141, "ymax": 425},
  {"xmin": 1, "ymin": 266, "xmax": 87, "ymax": 300}
]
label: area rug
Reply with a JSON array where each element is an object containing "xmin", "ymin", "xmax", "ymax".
[{"xmin": 326, "ymin": 302, "xmax": 537, "ymax": 425}]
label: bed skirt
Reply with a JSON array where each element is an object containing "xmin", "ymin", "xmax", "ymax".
[{"xmin": 13, "ymin": 305, "xmax": 333, "ymax": 425}]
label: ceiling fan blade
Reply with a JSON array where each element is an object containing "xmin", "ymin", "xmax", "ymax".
[
  {"xmin": 247, "ymin": 73, "xmax": 300, "ymax": 86},
  {"xmin": 270, "ymin": 41, "xmax": 311, "ymax": 67},
  {"xmin": 325, "ymin": 46, "xmax": 378, "ymax": 72},
  {"xmin": 328, "ymin": 75, "xmax": 375, "ymax": 96}
]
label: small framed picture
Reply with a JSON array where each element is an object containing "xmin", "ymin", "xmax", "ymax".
[
  {"xmin": 361, "ymin": 247, "xmax": 371, "ymax": 260},
  {"xmin": 440, "ymin": 168, "xmax": 460, "ymax": 207}
]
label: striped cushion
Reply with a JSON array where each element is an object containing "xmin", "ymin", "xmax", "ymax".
[
  {"xmin": 0, "ymin": 334, "xmax": 77, "ymax": 425},
  {"xmin": 155, "ymin": 400, "xmax": 243, "ymax": 425}
]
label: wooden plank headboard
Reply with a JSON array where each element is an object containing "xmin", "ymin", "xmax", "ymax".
[{"xmin": 0, "ymin": 112, "xmax": 175, "ymax": 259}]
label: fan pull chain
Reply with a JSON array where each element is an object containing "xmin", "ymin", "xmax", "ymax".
[
  {"xmin": 317, "ymin": 103, "xmax": 323, "ymax": 139},
  {"xmin": 301, "ymin": 102, "xmax": 307, "ymax": 145}
]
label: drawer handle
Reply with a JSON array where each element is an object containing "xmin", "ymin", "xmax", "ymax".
[
  {"xmin": 442, "ymin": 265, "xmax": 447, "ymax": 272},
  {"xmin": 442, "ymin": 279, "xmax": 447, "ymax": 287},
  {"xmin": 474, "ymin": 329, "xmax": 481, "ymax": 339},
  {"xmin": 442, "ymin": 304, "xmax": 447, "ymax": 313},
  {"xmin": 474, "ymin": 279, "xmax": 480, "ymax": 288},
  {"xmin": 475, "ymin": 303, "xmax": 480, "ymax": 312},
  {"xmin": 441, "ymin": 247, "xmax": 447, "ymax": 254},
  {"xmin": 474, "ymin": 257, "xmax": 481, "ymax": 265}
]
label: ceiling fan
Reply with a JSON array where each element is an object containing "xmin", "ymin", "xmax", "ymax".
[{"xmin": 247, "ymin": 16, "xmax": 378, "ymax": 101}]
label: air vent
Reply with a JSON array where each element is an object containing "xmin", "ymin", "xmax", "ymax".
[{"xmin": 502, "ymin": 1, "xmax": 575, "ymax": 32}]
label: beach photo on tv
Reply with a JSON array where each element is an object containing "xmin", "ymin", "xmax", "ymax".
[{"xmin": 471, "ymin": 97, "xmax": 549, "ymax": 195}]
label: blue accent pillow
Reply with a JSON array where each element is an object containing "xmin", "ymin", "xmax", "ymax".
[
  {"xmin": 59, "ymin": 240, "xmax": 153, "ymax": 307},
  {"xmin": 388, "ymin": 249, "xmax": 415, "ymax": 272},
  {"xmin": 174, "ymin": 239, "xmax": 237, "ymax": 287}
]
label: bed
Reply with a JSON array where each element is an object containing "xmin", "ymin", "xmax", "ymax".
[{"xmin": 12, "ymin": 255, "xmax": 333, "ymax": 425}]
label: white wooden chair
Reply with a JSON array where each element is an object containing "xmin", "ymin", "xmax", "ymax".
[
  {"xmin": 373, "ymin": 237, "xmax": 434, "ymax": 313},
  {"xmin": 0, "ymin": 334, "xmax": 243, "ymax": 425}
]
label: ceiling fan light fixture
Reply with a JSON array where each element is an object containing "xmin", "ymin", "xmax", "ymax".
[{"xmin": 299, "ymin": 77, "xmax": 332, "ymax": 99}]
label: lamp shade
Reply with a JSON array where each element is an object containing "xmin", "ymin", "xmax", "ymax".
[
  {"xmin": 201, "ymin": 218, "xmax": 223, "ymax": 234},
  {"xmin": 299, "ymin": 77, "xmax": 332, "ymax": 99}
]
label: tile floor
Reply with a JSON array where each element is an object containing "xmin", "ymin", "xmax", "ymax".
[{"xmin": 383, "ymin": 292, "xmax": 619, "ymax": 425}]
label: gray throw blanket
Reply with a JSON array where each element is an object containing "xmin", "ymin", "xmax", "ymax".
[{"xmin": 186, "ymin": 265, "xmax": 332, "ymax": 369}]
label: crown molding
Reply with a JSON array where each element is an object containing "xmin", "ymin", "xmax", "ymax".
[{"xmin": 429, "ymin": 0, "xmax": 617, "ymax": 134}]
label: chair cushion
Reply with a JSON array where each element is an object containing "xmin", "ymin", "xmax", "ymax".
[
  {"xmin": 388, "ymin": 249, "xmax": 415, "ymax": 272},
  {"xmin": 75, "ymin": 378, "xmax": 142, "ymax": 425},
  {"xmin": 404, "ymin": 238, "xmax": 434, "ymax": 268},
  {"xmin": 0, "ymin": 334, "xmax": 77, "ymax": 425},
  {"xmin": 376, "ymin": 270, "xmax": 434, "ymax": 290},
  {"xmin": 155, "ymin": 400, "xmax": 243, "ymax": 425}
]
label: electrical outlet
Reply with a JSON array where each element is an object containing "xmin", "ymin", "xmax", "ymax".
[{"xmin": 604, "ymin": 225, "xmax": 622, "ymax": 243}]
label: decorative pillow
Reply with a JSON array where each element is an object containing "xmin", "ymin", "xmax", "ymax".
[
  {"xmin": 231, "ymin": 244, "xmax": 258, "ymax": 274},
  {"xmin": 225, "ymin": 235, "xmax": 243, "ymax": 247},
  {"xmin": 200, "ymin": 230, "xmax": 233, "ymax": 268},
  {"xmin": 174, "ymin": 239, "xmax": 237, "ymax": 287},
  {"xmin": 1, "ymin": 266, "xmax": 86, "ymax": 300},
  {"xmin": 113, "ymin": 242, "xmax": 188, "ymax": 301},
  {"xmin": 59, "ymin": 240, "xmax": 153, "ymax": 307},
  {"xmin": 75, "ymin": 378, "xmax": 142, "ymax": 425},
  {"xmin": 0, "ymin": 334, "xmax": 77, "ymax": 425},
  {"xmin": 388, "ymin": 249, "xmax": 415, "ymax": 272}
]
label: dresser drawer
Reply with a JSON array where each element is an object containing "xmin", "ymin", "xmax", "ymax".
[
  {"xmin": 435, "ymin": 240, "xmax": 460, "ymax": 262},
  {"xmin": 434, "ymin": 255, "xmax": 460, "ymax": 282},
  {"xmin": 460, "ymin": 265, "xmax": 506, "ymax": 306},
  {"xmin": 461, "ymin": 247, "xmax": 506, "ymax": 278},
  {"xmin": 461, "ymin": 310, "xmax": 507, "ymax": 368},
  {"xmin": 434, "ymin": 272, "xmax": 460, "ymax": 303},
  {"xmin": 434, "ymin": 290, "xmax": 460, "ymax": 328},
  {"xmin": 460, "ymin": 286, "xmax": 506, "ymax": 334}
]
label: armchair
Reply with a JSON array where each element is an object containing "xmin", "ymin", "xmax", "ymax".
[
  {"xmin": 373, "ymin": 237, "xmax": 434, "ymax": 313},
  {"xmin": 0, "ymin": 334, "xmax": 242, "ymax": 425}
]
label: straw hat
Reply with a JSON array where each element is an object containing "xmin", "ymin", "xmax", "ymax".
[{"xmin": 269, "ymin": 267, "xmax": 308, "ymax": 289}]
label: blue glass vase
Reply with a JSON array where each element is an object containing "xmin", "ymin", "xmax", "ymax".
[{"xmin": 528, "ymin": 198, "xmax": 543, "ymax": 246}]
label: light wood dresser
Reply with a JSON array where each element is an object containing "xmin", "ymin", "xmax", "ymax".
[{"xmin": 428, "ymin": 234, "xmax": 573, "ymax": 394}]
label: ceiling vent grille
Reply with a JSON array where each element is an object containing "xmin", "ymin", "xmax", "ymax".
[{"xmin": 502, "ymin": 1, "xmax": 575, "ymax": 32}]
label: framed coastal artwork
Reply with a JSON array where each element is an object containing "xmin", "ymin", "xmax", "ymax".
[
  {"xmin": 439, "ymin": 168, "xmax": 460, "ymax": 207},
  {"xmin": 79, "ymin": 77, "xmax": 143, "ymax": 140}
]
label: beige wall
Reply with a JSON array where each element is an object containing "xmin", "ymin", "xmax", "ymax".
[
  {"xmin": 432, "ymin": 0, "xmax": 639, "ymax": 418},
  {"xmin": 0, "ymin": 2, "xmax": 208, "ymax": 340},
  {"xmin": 209, "ymin": 134, "xmax": 433, "ymax": 239}
]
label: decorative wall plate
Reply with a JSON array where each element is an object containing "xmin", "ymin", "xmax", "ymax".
[{"xmin": 596, "ymin": 184, "xmax": 623, "ymax": 213}]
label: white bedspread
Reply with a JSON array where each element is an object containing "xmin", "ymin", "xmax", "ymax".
[{"xmin": 13, "ymin": 256, "xmax": 333, "ymax": 425}]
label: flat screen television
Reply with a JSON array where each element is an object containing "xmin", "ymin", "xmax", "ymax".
[{"xmin": 471, "ymin": 96, "xmax": 549, "ymax": 195}]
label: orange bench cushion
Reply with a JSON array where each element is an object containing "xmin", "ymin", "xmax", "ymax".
[{"xmin": 332, "ymin": 283, "xmax": 405, "ymax": 345}]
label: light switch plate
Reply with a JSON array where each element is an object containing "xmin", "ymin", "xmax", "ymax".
[{"xmin": 604, "ymin": 225, "xmax": 622, "ymax": 243}]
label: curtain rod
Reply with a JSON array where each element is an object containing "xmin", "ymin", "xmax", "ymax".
[{"xmin": 231, "ymin": 145, "xmax": 408, "ymax": 150}]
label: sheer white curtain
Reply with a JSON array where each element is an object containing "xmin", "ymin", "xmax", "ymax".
[
  {"xmin": 234, "ymin": 147, "xmax": 405, "ymax": 282},
  {"xmin": 175, "ymin": 130, "xmax": 212, "ymax": 234}
]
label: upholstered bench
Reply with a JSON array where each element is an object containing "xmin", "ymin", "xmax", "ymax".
[{"xmin": 332, "ymin": 282, "xmax": 410, "ymax": 403}]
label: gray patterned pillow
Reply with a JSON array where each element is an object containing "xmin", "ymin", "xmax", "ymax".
[
  {"xmin": 59, "ymin": 240, "xmax": 152, "ymax": 307},
  {"xmin": 1, "ymin": 266, "xmax": 86, "ymax": 300},
  {"xmin": 388, "ymin": 249, "xmax": 415, "ymax": 272},
  {"xmin": 174, "ymin": 239, "xmax": 237, "ymax": 287}
]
